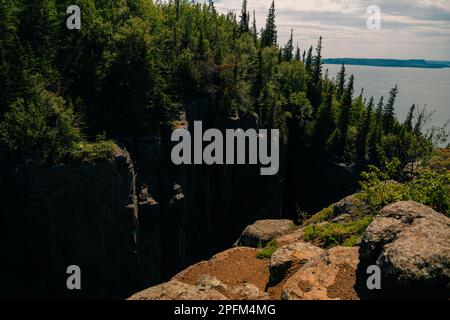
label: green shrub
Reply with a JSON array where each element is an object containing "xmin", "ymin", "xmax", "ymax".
[
  {"xmin": 67, "ymin": 136, "xmax": 116, "ymax": 164},
  {"xmin": 0, "ymin": 83, "xmax": 82, "ymax": 163},
  {"xmin": 407, "ymin": 170, "xmax": 450, "ymax": 216},
  {"xmin": 303, "ymin": 205, "xmax": 335, "ymax": 225},
  {"xmin": 302, "ymin": 216, "xmax": 374, "ymax": 248},
  {"xmin": 256, "ymin": 240, "xmax": 278, "ymax": 259},
  {"xmin": 359, "ymin": 165, "xmax": 450, "ymax": 216}
]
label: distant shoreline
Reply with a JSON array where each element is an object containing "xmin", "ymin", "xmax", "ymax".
[{"xmin": 323, "ymin": 58, "xmax": 450, "ymax": 69}]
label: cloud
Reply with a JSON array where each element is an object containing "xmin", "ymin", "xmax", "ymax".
[{"xmin": 210, "ymin": 0, "xmax": 450, "ymax": 60}]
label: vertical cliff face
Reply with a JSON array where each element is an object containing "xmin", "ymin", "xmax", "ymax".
[
  {"xmin": 0, "ymin": 148, "xmax": 142, "ymax": 299},
  {"xmin": 0, "ymin": 101, "xmax": 358, "ymax": 299}
]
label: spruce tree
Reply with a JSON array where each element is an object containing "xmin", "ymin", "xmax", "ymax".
[
  {"xmin": 404, "ymin": 104, "xmax": 415, "ymax": 131},
  {"xmin": 336, "ymin": 62, "xmax": 346, "ymax": 99},
  {"xmin": 239, "ymin": 0, "xmax": 249, "ymax": 34},
  {"xmin": 294, "ymin": 44, "xmax": 301, "ymax": 61},
  {"xmin": 261, "ymin": 0, "xmax": 277, "ymax": 47},
  {"xmin": 356, "ymin": 97, "xmax": 374, "ymax": 164},
  {"xmin": 314, "ymin": 86, "xmax": 336, "ymax": 154},
  {"xmin": 305, "ymin": 46, "xmax": 313, "ymax": 73},
  {"xmin": 307, "ymin": 36, "xmax": 323, "ymax": 110},
  {"xmin": 251, "ymin": 10, "xmax": 258, "ymax": 45},
  {"xmin": 375, "ymin": 96, "xmax": 384, "ymax": 121},
  {"xmin": 337, "ymin": 74, "xmax": 354, "ymax": 159},
  {"xmin": 383, "ymin": 85, "xmax": 399, "ymax": 133},
  {"xmin": 282, "ymin": 29, "xmax": 294, "ymax": 62}
]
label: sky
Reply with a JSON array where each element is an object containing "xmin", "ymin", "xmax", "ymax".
[{"xmin": 211, "ymin": 0, "xmax": 450, "ymax": 60}]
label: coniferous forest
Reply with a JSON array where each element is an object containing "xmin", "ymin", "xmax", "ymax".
[
  {"xmin": 1, "ymin": 0, "xmax": 444, "ymax": 172},
  {"xmin": 0, "ymin": 0, "xmax": 448, "ymax": 300}
]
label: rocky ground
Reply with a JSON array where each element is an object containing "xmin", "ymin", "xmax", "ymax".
[{"xmin": 129, "ymin": 199, "xmax": 450, "ymax": 300}]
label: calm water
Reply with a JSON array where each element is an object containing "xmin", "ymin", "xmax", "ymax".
[{"xmin": 324, "ymin": 64, "xmax": 450, "ymax": 131}]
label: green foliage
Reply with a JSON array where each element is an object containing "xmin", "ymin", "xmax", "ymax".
[
  {"xmin": 256, "ymin": 239, "xmax": 278, "ymax": 259},
  {"xmin": 303, "ymin": 205, "xmax": 334, "ymax": 225},
  {"xmin": 303, "ymin": 216, "xmax": 373, "ymax": 248},
  {"xmin": 0, "ymin": 78, "xmax": 81, "ymax": 163},
  {"xmin": 67, "ymin": 136, "xmax": 116, "ymax": 164},
  {"xmin": 0, "ymin": 0, "xmax": 441, "ymax": 173},
  {"xmin": 359, "ymin": 164, "xmax": 450, "ymax": 216}
]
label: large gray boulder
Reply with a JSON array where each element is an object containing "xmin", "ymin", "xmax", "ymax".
[
  {"xmin": 235, "ymin": 219, "xmax": 295, "ymax": 248},
  {"xmin": 358, "ymin": 201, "xmax": 450, "ymax": 299}
]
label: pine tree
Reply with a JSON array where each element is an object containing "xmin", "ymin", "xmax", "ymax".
[
  {"xmin": 356, "ymin": 97, "xmax": 374, "ymax": 164},
  {"xmin": 307, "ymin": 36, "xmax": 323, "ymax": 110},
  {"xmin": 239, "ymin": 0, "xmax": 249, "ymax": 34},
  {"xmin": 337, "ymin": 74, "xmax": 354, "ymax": 159},
  {"xmin": 251, "ymin": 10, "xmax": 258, "ymax": 45},
  {"xmin": 282, "ymin": 29, "xmax": 294, "ymax": 62},
  {"xmin": 314, "ymin": 86, "xmax": 336, "ymax": 153},
  {"xmin": 294, "ymin": 44, "xmax": 301, "ymax": 61},
  {"xmin": 305, "ymin": 46, "xmax": 313, "ymax": 73},
  {"xmin": 404, "ymin": 103, "xmax": 415, "ymax": 131},
  {"xmin": 261, "ymin": 0, "xmax": 277, "ymax": 47},
  {"xmin": 336, "ymin": 62, "xmax": 346, "ymax": 99},
  {"xmin": 383, "ymin": 85, "xmax": 399, "ymax": 133},
  {"xmin": 375, "ymin": 96, "xmax": 384, "ymax": 121}
]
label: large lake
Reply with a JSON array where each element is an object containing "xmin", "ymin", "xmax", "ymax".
[{"xmin": 324, "ymin": 64, "xmax": 450, "ymax": 133}]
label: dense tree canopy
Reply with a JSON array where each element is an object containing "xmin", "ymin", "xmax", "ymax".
[{"xmin": 0, "ymin": 0, "xmax": 441, "ymax": 178}]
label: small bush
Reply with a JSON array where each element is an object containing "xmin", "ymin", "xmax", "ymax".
[
  {"xmin": 303, "ymin": 216, "xmax": 374, "ymax": 248},
  {"xmin": 256, "ymin": 240, "xmax": 277, "ymax": 259},
  {"xmin": 359, "ymin": 165, "xmax": 450, "ymax": 216},
  {"xmin": 67, "ymin": 136, "xmax": 116, "ymax": 164},
  {"xmin": 303, "ymin": 205, "xmax": 335, "ymax": 225}
]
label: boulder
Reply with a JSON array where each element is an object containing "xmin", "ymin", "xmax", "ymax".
[
  {"xmin": 358, "ymin": 201, "xmax": 450, "ymax": 299},
  {"xmin": 197, "ymin": 275, "xmax": 269, "ymax": 300},
  {"xmin": 128, "ymin": 280, "xmax": 227, "ymax": 300},
  {"xmin": 282, "ymin": 247, "xmax": 359, "ymax": 300},
  {"xmin": 236, "ymin": 220, "xmax": 295, "ymax": 248},
  {"xmin": 269, "ymin": 242, "xmax": 325, "ymax": 284},
  {"xmin": 275, "ymin": 228, "xmax": 304, "ymax": 247}
]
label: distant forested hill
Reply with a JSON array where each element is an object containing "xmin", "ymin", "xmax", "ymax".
[{"xmin": 323, "ymin": 58, "xmax": 450, "ymax": 68}]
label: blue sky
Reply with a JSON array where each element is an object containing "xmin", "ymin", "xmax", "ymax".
[{"xmin": 211, "ymin": 0, "xmax": 450, "ymax": 60}]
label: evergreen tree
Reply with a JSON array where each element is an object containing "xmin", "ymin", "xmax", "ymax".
[
  {"xmin": 282, "ymin": 29, "xmax": 294, "ymax": 62},
  {"xmin": 314, "ymin": 86, "xmax": 336, "ymax": 154},
  {"xmin": 383, "ymin": 85, "xmax": 399, "ymax": 133},
  {"xmin": 404, "ymin": 104, "xmax": 415, "ymax": 131},
  {"xmin": 305, "ymin": 46, "xmax": 313, "ymax": 73},
  {"xmin": 307, "ymin": 36, "xmax": 323, "ymax": 110},
  {"xmin": 294, "ymin": 44, "xmax": 301, "ymax": 61},
  {"xmin": 336, "ymin": 62, "xmax": 346, "ymax": 99},
  {"xmin": 239, "ymin": 0, "xmax": 249, "ymax": 34},
  {"xmin": 356, "ymin": 97, "xmax": 374, "ymax": 164},
  {"xmin": 337, "ymin": 74, "xmax": 354, "ymax": 159},
  {"xmin": 251, "ymin": 10, "xmax": 258, "ymax": 45},
  {"xmin": 375, "ymin": 96, "xmax": 384, "ymax": 121},
  {"xmin": 261, "ymin": 0, "xmax": 277, "ymax": 47}
]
